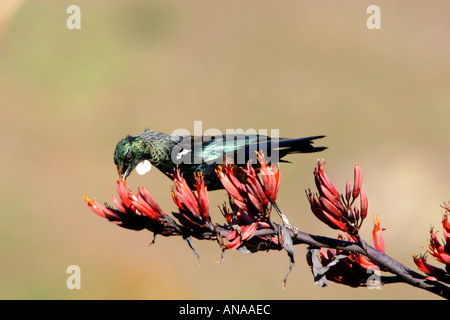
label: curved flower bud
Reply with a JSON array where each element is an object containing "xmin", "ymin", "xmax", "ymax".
[
  {"xmin": 83, "ymin": 179, "xmax": 177, "ymax": 234},
  {"xmin": 215, "ymin": 165, "xmax": 245, "ymax": 202},
  {"xmin": 352, "ymin": 164, "xmax": 362, "ymax": 200},
  {"xmin": 194, "ymin": 172, "xmax": 210, "ymax": 221},
  {"xmin": 133, "ymin": 188, "xmax": 163, "ymax": 220},
  {"xmin": 308, "ymin": 161, "xmax": 370, "ymax": 235},
  {"xmin": 246, "ymin": 164, "xmax": 268, "ymax": 206},
  {"xmin": 413, "ymin": 254, "xmax": 447, "ymax": 280},
  {"xmin": 224, "ymin": 222, "xmax": 258, "ymax": 250},
  {"xmin": 372, "ymin": 216, "xmax": 385, "ymax": 253},
  {"xmin": 441, "ymin": 212, "xmax": 450, "ymax": 241},
  {"xmin": 172, "ymin": 168, "xmax": 200, "ymax": 218},
  {"xmin": 345, "ymin": 179, "xmax": 352, "ymax": 203},
  {"xmin": 428, "ymin": 227, "xmax": 450, "ymax": 264},
  {"xmin": 116, "ymin": 178, "xmax": 133, "ymax": 209},
  {"xmin": 307, "ymin": 191, "xmax": 348, "ymax": 232},
  {"xmin": 257, "ymin": 151, "xmax": 280, "ymax": 202},
  {"xmin": 414, "ymin": 210, "xmax": 450, "ymax": 277},
  {"xmin": 314, "ymin": 160, "xmax": 340, "ymax": 202},
  {"xmin": 320, "ymin": 196, "xmax": 343, "ymax": 219},
  {"xmin": 360, "ymin": 189, "xmax": 368, "ymax": 220},
  {"xmin": 171, "ymin": 169, "xmax": 211, "ymax": 228},
  {"xmin": 83, "ymin": 196, "xmax": 119, "ymax": 220}
]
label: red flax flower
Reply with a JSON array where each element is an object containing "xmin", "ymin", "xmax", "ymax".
[
  {"xmin": 307, "ymin": 221, "xmax": 385, "ymax": 288},
  {"xmin": 257, "ymin": 151, "xmax": 280, "ymax": 203},
  {"xmin": 171, "ymin": 168, "xmax": 212, "ymax": 229},
  {"xmin": 306, "ymin": 161, "xmax": 368, "ymax": 235},
  {"xmin": 413, "ymin": 254, "xmax": 448, "ymax": 281},
  {"xmin": 307, "ymin": 246, "xmax": 364, "ymax": 288},
  {"xmin": 224, "ymin": 222, "xmax": 259, "ymax": 250},
  {"xmin": 372, "ymin": 216, "xmax": 385, "ymax": 253},
  {"xmin": 243, "ymin": 161, "xmax": 269, "ymax": 215},
  {"xmin": 215, "ymin": 164, "xmax": 248, "ymax": 211},
  {"xmin": 428, "ymin": 225, "xmax": 450, "ymax": 265},
  {"xmin": 84, "ymin": 178, "xmax": 179, "ymax": 236},
  {"xmin": 426, "ymin": 207, "xmax": 450, "ymax": 271},
  {"xmin": 215, "ymin": 152, "xmax": 281, "ymax": 221},
  {"xmin": 215, "ymin": 164, "xmax": 268, "ymax": 218},
  {"xmin": 413, "ymin": 204, "xmax": 450, "ymax": 279},
  {"xmin": 219, "ymin": 205, "xmax": 274, "ymax": 251}
]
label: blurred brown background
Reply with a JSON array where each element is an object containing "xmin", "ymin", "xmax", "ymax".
[{"xmin": 0, "ymin": 0, "xmax": 449, "ymax": 299}]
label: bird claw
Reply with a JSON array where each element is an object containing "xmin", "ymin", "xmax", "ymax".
[
  {"xmin": 231, "ymin": 224, "xmax": 242, "ymax": 236},
  {"xmin": 280, "ymin": 215, "xmax": 298, "ymax": 236},
  {"xmin": 272, "ymin": 201, "xmax": 298, "ymax": 235},
  {"xmin": 286, "ymin": 223, "xmax": 299, "ymax": 236}
]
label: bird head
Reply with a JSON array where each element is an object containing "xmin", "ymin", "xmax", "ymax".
[{"xmin": 114, "ymin": 136, "xmax": 150, "ymax": 179}]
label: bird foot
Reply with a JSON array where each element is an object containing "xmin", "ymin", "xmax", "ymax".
[
  {"xmin": 280, "ymin": 215, "xmax": 298, "ymax": 236},
  {"xmin": 231, "ymin": 224, "xmax": 242, "ymax": 236},
  {"xmin": 273, "ymin": 201, "xmax": 298, "ymax": 235}
]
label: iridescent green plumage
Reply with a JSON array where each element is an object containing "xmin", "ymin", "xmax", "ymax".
[{"xmin": 114, "ymin": 128, "xmax": 326, "ymax": 190}]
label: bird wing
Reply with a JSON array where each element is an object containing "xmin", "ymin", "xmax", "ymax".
[
  {"xmin": 170, "ymin": 134, "xmax": 262, "ymax": 165},
  {"xmin": 172, "ymin": 134, "xmax": 326, "ymax": 166}
]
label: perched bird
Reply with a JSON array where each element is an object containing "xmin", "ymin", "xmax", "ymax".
[{"xmin": 114, "ymin": 128, "xmax": 326, "ymax": 190}]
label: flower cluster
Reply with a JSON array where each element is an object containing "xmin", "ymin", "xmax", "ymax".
[
  {"xmin": 83, "ymin": 153, "xmax": 450, "ymax": 298},
  {"xmin": 307, "ymin": 216, "xmax": 386, "ymax": 288},
  {"xmin": 219, "ymin": 204, "xmax": 278, "ymax": 251},
  {"xmin": 84, "ymin": 152, "xmax": 283, "ymax": 254},
  {"xmin": 214, "ymin": 152, "xmax": 282, "ymax": 251},
  {"xmin": 171, "ymin": 169, "xmax": 212, "ymax": 230},
  {"xmin": 305, "ymin": 161, "xmax": 386, "ymax": 288},
  {"xmin": 215, "ymin": 152, "xmax": 279, "ymax": 220},
  {"xmin": 306, "ymin": 161, "xmax": 368, "ymax": 235},
  {"xmin": 83, "ymin": 178, "xmax": 180, "ymax": 236},
  {"xmin": 413, "ymin": 203, "xmax": 450, "ymax": 282}
]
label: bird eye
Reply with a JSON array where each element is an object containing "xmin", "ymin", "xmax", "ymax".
[{"xmin": 126, "ymin": 152, "xmax": 133, "ymax": 162}]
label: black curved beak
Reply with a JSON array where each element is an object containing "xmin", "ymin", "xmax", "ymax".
[
  {"xmin": 117, "ymin": 166, "xmax": 124, "ymax": 180},
  {"xmin": 117, "ymin": 165, "xmax": 133, "ymax": 180}
]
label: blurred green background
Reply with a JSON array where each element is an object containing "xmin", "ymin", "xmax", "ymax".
[{"xmin": 0, "ymin": 0, "xmax": 449, "ymax": 299}]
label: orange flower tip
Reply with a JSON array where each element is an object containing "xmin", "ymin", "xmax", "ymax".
[
  {"xmin": 83, "ymin": 195, "xmax": 94, "ymax": 206},
  {"xmin": 256, "ymin": 150, "xmax": 266, "ymax": 162},
  {"xmin": 194, "ymin": 171, "xmax": 204, "ymax": 179}
]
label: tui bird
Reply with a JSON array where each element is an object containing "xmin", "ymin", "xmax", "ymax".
[{"xmin": 114, "ymin": 128, "xmax": 326, "ymax": 190}]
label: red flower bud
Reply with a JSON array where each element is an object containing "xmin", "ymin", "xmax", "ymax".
[
  {"xmin": 172, "ymin": 168, "xmax": 201, "ymax": 218},
  {"xmin": 360, "ymin": 189, "xmax": 368, "ymax": 220},
  {"xmin": 116, "ymin": 178, "xmax": 133, "ymax": 208},
  {"xmin": 216, "ymin": 165, "xmax": 245, "ymax": 202},
  {"xmin": 194, "ymin": 172, "xmax": 210, "ymax": 221},
  {"xmin": 315, "ymin": 161, "xmax": 340, "ymax": 201},
  {"xmin": 257, "ymin": 152, "xmax": 280, "ymax": 202},
  {"xmin": 245, "ymin": 164, "xmax": 269, "ymax": 208},
  {"xmin": 320, "ymin": 196, "xmax": 343, "ymax": 219},
  {"xmin": 352, "ymin": 164, "xmax": 362, "ymax": 200},
  {"xmin": 345, "ymin": 179, "xmax": 351, "ymax": 203},
  {"xmin": 307, "ymin": 191, "xmax": 348, "ymax": 232},
  {"xmin": 413, "ymin": 254, "xmax": 447, "ymax": 279},
  {"xmin": 372, "ymin": 216, "xmax": 385, "ymax": 253},
  {"xmin": 428, "ymin": 227, "xmax": 450, "ymax": 264}
]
